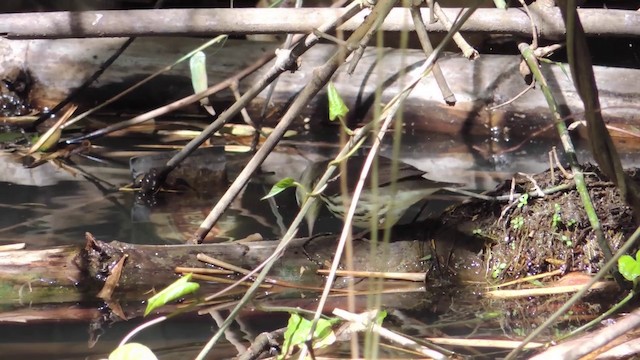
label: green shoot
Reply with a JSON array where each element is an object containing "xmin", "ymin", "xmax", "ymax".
[
  {"xmin": 262, "ymin": 177, "xmax": 304, "ymax": 200},
  {"xmin": 327, "ymin": 82, "xmax": 352, "ymax": 135},
  {"xmin": 144, "ymin": 273, "xmax": 199, "ymax": 316},
  {"xmin": 279, "ymin": 313, "xmax": 338, "ymax": 359}
]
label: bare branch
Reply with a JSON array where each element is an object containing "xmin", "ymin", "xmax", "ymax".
[{"xmin": 0, "ymin": 8, "xmax": 637, "ymax": 39}]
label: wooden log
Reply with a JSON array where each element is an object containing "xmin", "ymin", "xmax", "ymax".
[
  {"xmin": 1, "ymin": 38, "xmax": 639, "ymax": 139},
  {"xmin": 0, "ymin": 233, "xmax": 462, "ymax": 305},
  {"xmin": 0, "ymin": 8, "xmax": 637, "ymax": 40}
]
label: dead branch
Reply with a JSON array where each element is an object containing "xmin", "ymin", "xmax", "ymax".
[{"xmin": 0, "ymin": 7, "xmax": 637, "ymax": 40}]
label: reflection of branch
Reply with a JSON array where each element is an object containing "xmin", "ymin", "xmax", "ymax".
[{"xmin": 1, "ymin": 8, "xmax": 638, "ymax": 39}]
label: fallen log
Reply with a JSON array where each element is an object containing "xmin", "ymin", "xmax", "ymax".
[
  {"xmin": 1, "ymin": 38, "xmax": 639, "ymax": 140},
  {"xmin": 0, "ymin": 232, "xmax": 470, "ymax": 306},
  {"xmin": 0, "ymin": 7, "xmax": 637, "ymax": 39}
]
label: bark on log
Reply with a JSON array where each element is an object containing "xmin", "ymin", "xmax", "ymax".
[
  {"xmin": 0, "ymin": 7, "xmax": 637, "ymax": 40},
  {"xmin": 0, "ymin": 235, "xmax": 441, "ymax": 305},
  {"xmin": 1, "ymin": 38, "xmax": 639, "ymax": 139}
]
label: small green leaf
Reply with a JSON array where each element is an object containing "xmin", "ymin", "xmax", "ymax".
[
  {"xmin": 262, "ymin": 177, "xmax": 297, "ymax": 200},
  {"xmin": 327, "ymin": 82, "xmax": 349, "ymax": 121},
  {"xmin": 279, "ymin": 313, "xmax": 337, "ymax": 359},
  {"xmin": 190, "ymin": 51, "xmax": 208, "ymax": 96},
  {"xmin": 109, "ymin": 343, "xmax": 158, "ymax": 360},
  {"xmin": 144, "ymin": 273, "xmax": 199, "ymax": 316},
  {"xmin": 374, "ymin": 310, "xmax": 387, "ymax": 325},
  {"xmin": 517, "ymin": 194, "xmax": 529, "ymax": 208},
  {"xmin": 618, "ymin": 254, "xmax": 640, "ymax": 282}
]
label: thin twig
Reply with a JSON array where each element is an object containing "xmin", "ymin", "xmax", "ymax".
[
  {"xmin": 346, "ymin": 1, "xmax": 385, "ymax": 75},
  {"xmin": 34, "ymin": 0, "xmax": 170, "ymax": 128},
  {"xmin": 229, "ymin": 81, "xmax": 258, "ymax": 132},
  {"xmin": 62, "ymin": 35, "xmax": 228, "ymax": 130},
  {"xmin": 32, "ymin": 36, "xmax": 135, "ymax": 129},
  {"xmin": 410, "ymin": 5, "xmax": 456, "ymax": 104},
  {"xmin": 64, "ymin": 45, "xmax": 270, "ymax": 144},
  {"xmin": 518, "ymin": 0, "xmax": 539, "ymax": 49},
  {"xmin": 432, "ymin": 3, "xmax": 478, "ymax": 59},
  {"xmin": 487, "ymin": 82, "xmax": 534, "ymax": 110}
]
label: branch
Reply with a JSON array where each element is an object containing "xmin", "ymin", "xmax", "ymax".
[{"xmin": 0, "ymin": 8, "xmax": 638, "ymax": 39}]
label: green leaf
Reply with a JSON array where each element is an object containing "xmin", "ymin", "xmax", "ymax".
[
  {"xmin": 279, "ymin": 313, "xmax": 337, "ymax": 359},
  {"xmin": 374, "ymin": 309, "xmax": 387, "ymax": 325},
  {"xmin": 517, "ymin": 194, "xmax": 529, "ymax": 208},
  {"xmin": 190, "ymin": 51, "xmax": 208, "ymax": 96},
  {"xmin": 492, "ymin": 0, "xmax": 507, "ymax": 9},
  {"xmin": 618, "ymin": 254, "xmax": 640, "ymax": 282},
  {"xmin": 109, "ymin": 343, "xmax": 158, "ymax": 360},
  {"xmin": 144, "ymin": 273, "xmax": 199, "ymax": 316},
  {"xmin": 262, "ymin": 177, "xmax": 297, "ymax": 200},
  {"xmin": 327, "ymin": 82, "xmax": 349, "ymax": 121}
]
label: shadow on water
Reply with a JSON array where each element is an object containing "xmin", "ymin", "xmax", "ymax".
[{"xmin": 1, "ymin": 130, "xmax": 639, "ymax": 358}]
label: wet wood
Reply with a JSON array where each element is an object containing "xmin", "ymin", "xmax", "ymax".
[
  {"xmin": 1, "ymin": 38, "xmax": 639, "ymax": 139},
  {"xmin": 0, "ymin": 233, "xmax": 444, "ymax": 305}
]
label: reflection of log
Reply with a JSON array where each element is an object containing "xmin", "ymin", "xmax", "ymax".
[
  {"xmin": 0, "ymin": 234, "xmax": 456, "ymax": 305},
  {"xmin": 1, "ymin": 38, "xmax": 639, "ymax": 139}
]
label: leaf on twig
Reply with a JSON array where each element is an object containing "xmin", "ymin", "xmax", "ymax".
[
  {"xmin": 327, "ymin": 82, "xmax": 349, "ymax": 121},
  {"xmin": 262, "ymin": 177, "xmax": 297, "ymax": 200},
  {"xmin": 144, "ymin": 273, "xmax": 199, "ymax": 316},
  {"xmin": 279, "ymin": 313, "xmax": 337, "ymax": 359},
  {"xmin": 618, "ymin": 250, "xmax": 640, "ymax": 283}
]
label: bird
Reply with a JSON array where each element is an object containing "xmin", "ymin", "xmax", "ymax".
[{"xmin": 296, "ymin": 155, "xmax": 461, "ymax": 234}]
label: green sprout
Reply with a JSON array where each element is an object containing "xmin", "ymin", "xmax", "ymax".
[
  {"xmin": 511, "ymin": 216, "xmax": 524, "ymax": 230},
  {"xmin": 492, "ymin": 262, "xmax": 507, "ymax": 279},
  {"xmin": 517, "ymin": 194, "xmax": 529, "ymax": 209},
  {"xmin": 618, "ymin": 249, "xmax": 640, "ymax": 288},
  {"xmin": 552, "ymin": 204, "xmax": 562, "ymax": 229},
  {"xmin": 262, "ymin": 177, "xmax": 305, "ymax": 200},
  {"xmin": 560, "ymin": 234, "xmax": 572, "ymax": 247},
  {"xmin": 279, "ymin": 313, "xmax": 339, "ymax": 359}
]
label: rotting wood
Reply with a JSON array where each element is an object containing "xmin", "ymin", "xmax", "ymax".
[{"xmin": 2, "ymin": 39, "xmax": 639, "ymax": 140}]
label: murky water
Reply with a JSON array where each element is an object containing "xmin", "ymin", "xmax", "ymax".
[{"xmin": 1, "ymin": 130, "xmax": 638, "ymax": 358}]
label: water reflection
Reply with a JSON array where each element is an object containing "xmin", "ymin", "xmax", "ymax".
[{"xmin": 0, "ymin": 131, "xmax": 638, "ymax": 358}]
